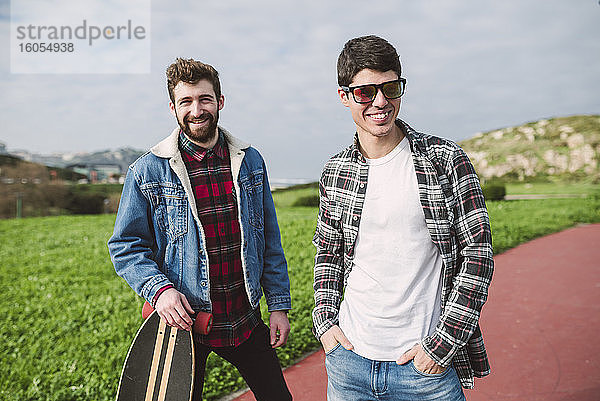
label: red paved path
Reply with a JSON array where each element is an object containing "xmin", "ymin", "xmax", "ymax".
[{"xmin": 232, "ymin": 224, "xmax": 600, "ymax": 401}]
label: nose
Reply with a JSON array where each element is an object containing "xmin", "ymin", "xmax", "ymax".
[
  {"xmin": 372, "ymin": 88, "xmax": 388, "ymax": 107},
  {"xmin": 190, "ymin": 100, "xmax": 203, "ymax": 117}
]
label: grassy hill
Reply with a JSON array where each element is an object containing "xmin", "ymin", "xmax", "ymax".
[{"xmin": 459, "ymin": 115, "xmax": 600, "ymax": 183}]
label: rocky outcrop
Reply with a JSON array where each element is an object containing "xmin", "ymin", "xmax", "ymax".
[{"xmin": 460, "ymin": 115, "xmax": 600, "ymax": 182}]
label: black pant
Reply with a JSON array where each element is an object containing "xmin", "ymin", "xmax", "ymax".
[{"xmin": 193, "ymin": 322, "xmax": 292, "ymax": 401}]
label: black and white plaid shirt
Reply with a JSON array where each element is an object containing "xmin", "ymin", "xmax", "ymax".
[{"xmin": 312, "ymin": 119, "xmax": 494, "ymax": 389}]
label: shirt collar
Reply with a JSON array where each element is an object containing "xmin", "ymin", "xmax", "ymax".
[
  {"xmin": 351, "ymin": 134, "xmax": 367, "ymax": 163},
  {"xmin": 178, "ymin": 129, "xmax": 227, "ymax": 162}
]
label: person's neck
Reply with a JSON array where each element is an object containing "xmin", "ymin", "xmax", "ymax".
[
  {"xmin": 184, "ymin": 129, "xmax": 219, "ymax": 149},
  {"xmin": 357, "ymin": 124, "xmax": 405, "ymax": 159}
]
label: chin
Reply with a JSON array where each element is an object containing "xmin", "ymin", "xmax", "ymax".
[
  {"xmin": 190, "ymin": 132, "xmax": 216, "ymax": 144},
  {"xmin": 187, "ymin": 123, "xmax": 218, "ymax": 143},
  {"xmin": 371, "ymin": 124, "xmax": 395, "ymax": 137}
]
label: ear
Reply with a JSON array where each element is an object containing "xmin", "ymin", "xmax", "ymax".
[
  {"xmin": 169, "ymin": 101, "xmax": 176, "ymax": 117},
  {"xmin": 338, "ymin": 88, "xmax": 350, "ymax": 108},
  {"xmin": 218, "ymin": 95, "xmax": 225, "ymax": 111}
]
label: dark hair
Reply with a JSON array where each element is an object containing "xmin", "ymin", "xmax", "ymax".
[
  {"xmin": 337, "ymin": 35, "xmax": 402, "ymax": 87},
  {"xmin": 166, "ymin": 58, "xmax": 222, "ymax": 103}
]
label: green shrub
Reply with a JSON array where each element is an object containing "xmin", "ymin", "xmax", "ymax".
[
  {"xmin": 49, "ymin": 167, "xmax": 87, "ymax": 182},
  {"xmin": 292, "ymin": 194, "xmax": 319, "ymax": 207},
  {"xmin": 0, "ymin": 183, "xmax": 119, "ymax": 218},
  {"xmin": 66, "ymin": 191, "xmax": 105, "ymax": 214},
  {"xmin": 272, "ymin": 182, "xmax": 318, "ymax": 193},
  {"xmin": 482, "ymin": 183, "xmax": 506, "ymax": 201}
]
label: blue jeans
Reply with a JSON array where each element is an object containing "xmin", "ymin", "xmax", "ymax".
[{"xmin": 325, "ymin": 344, "xmax": 465, "ymax": 401}]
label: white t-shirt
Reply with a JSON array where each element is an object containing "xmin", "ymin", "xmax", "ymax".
[{"xmin": 338, "ymin": 137, "xmax": 443, "ymax": 361}]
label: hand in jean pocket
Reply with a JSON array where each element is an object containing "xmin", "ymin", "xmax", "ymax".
[
  {"xmin": 320, "ymin": 325, "xmax": 353, "ymax": 354},
  {"xmin": 397, "ymin": 343, "xmax": 447, "ymax": 374}
]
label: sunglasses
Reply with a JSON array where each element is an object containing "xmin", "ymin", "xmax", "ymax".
[{"xmin": 341, "ymin": 78, "xmax": 407, "ymax": 104}]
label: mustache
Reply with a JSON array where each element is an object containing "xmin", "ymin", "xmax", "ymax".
[{"xmin": 184, "ymin": 112, "xmax": 214, "ymax": 124}]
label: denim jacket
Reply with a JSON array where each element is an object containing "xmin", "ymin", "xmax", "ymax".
[{"xmin": 108, "ymin": 127, "xmax": 291, "ymax": 314}]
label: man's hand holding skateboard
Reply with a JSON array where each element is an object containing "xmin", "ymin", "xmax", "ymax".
[
  {"xmin": 152, "ymin": 289, "xmax": 288, "ymax": 343},
  {"xmin": 155, "ymin": 288, "xmax": 195, "ymax": 331}
]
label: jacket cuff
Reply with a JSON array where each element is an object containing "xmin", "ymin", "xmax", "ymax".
[
  {"xmin": 152, "ymin": 284, "xmax": 174, "ymax": 307},
  {"xmin": 142, "ymin": 275, "xmax": 173, "ymax": 306},
  {"xmin": 266, "ymin": 295, "xmax": 292, "ymax": 312}
]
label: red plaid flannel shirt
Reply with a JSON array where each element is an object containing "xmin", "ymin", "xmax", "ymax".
[{"xmin": 179, "ymin": 130, "xmax": 260, "ymax": 347}]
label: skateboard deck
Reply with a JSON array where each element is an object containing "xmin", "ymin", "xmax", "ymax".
[{"xmin": 116, "ymin": 311, "xmax": 194, "ymax": 401}]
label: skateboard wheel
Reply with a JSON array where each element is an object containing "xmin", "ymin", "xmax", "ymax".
[
  {"xmin": 193, "ymin": 312, "xmax": 213, "ymax": 335},
  {"xmin": 142, "ymin": 301, "xmax": 213, "ymax": 335},
  {"xmin": 142, "ymin": 301, "xmax": 154, "ymax": 320}
]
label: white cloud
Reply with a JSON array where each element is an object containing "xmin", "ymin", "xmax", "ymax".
[{"xmin": 0, "ymin": 0, "xmax": 598, "ymax": 180}]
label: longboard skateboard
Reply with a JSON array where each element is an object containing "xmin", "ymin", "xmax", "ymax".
[{"xmin": 116, "ymin": 311, "xmax": 194, "ymax": 401}]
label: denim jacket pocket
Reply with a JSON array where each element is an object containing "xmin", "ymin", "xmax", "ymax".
[
  {"xmin": 142, "ymin": 182, "xmax": 188, "ymax": 242},
  {"xmin": 240, "ymin": 169, "xmax": 264, "ymax": 229}
]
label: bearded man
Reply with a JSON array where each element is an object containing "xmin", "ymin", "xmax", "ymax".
[{"xmin": 109, "ymin": 58, "xmax": 292, "ymax": 401}]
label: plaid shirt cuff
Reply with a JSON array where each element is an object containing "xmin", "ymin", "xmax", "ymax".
[
  {"xmin": 312, "ymin": 308, "xmax": 339, "ymax": 339},
  {"xmin": 421, "ymin": 332, "xmax": 461, "ymax": 368}
]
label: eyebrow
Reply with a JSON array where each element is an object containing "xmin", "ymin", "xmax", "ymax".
[{"xmin": 177, "ymin": 94, "xmax": 215, "ymax": 104}]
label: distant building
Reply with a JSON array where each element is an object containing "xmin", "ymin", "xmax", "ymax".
[
  {"xmin": 67, "ymin": 163, "xmax": 122, "ymax": 183},
  {"xmin": 0, "ymin": 142, "xmax": 6, "ymax": 155}
]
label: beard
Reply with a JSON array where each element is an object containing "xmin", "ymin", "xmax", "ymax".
[{"xmin": 177, "ymin": 109, "xmax": 219, "ymax": 145}]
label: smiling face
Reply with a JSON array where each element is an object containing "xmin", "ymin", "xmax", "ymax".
[
  {"xmin": 339, "ymin": 68, "xmax": 402, "ymax": 141},
  {"xmin": 169, "ymin": 79, "xmax": 224, "ymax": 146}
]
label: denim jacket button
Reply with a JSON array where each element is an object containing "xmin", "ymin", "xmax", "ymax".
[{"xmin": 201, "ymin": 281, "xmax": 207, "ymax": 287}]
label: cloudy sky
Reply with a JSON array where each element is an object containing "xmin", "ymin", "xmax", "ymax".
[{"xmin": 1, "ymin": 0, "xmax": 599, "ymax": 181}]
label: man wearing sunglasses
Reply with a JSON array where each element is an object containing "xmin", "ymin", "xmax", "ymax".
[{"xmin": 312, "ymin": 35, "xmax": 493, "ymax": 400}]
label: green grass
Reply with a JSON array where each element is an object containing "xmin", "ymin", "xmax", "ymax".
[
  {"xmin": 487, "ymin": 197, "xmax": 600, "ymax": 253},
  {"xmin": 272, "ymin": 187, "xmax": 318, "ymax": 208},
  {"xmin": 0, "ymin": 216, "xmax": 138, "ymax": 401},
  {"xmin": 0, "ymin": 209, "xmax": 319, "ymax": 401},
  {"xmin": 505, "ymin": 182, "xmax": 599, "ymax": 196},
  {"xmin": 1, "ymin": 191, "xmax": 599, "ymax": 400}
]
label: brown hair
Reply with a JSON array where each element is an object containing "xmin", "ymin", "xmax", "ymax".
[
  {"xmin": 166, "ymin": 58, "xmax": 222, "ymax": 103},
  {"xmin": 337, "ymin": 35, "xmax": 402, "ymax": 87}
]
